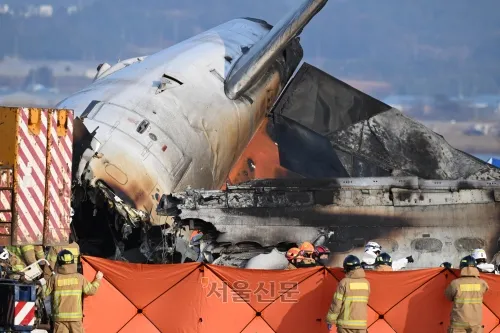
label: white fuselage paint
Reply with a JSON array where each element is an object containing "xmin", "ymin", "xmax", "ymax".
[{"xmin": 57, "ymin": 19, "xmax": 284, "ymax": 223}]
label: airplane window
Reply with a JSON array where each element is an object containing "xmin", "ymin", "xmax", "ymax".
[
  {"xmin": 136, "ymin": 120, "xmax": 150, "ymax": 134},
  {"xmin": 411, "ymin": 238, "xmax": 443, "ymax": 253},
  {"xmin": 454, "ymin": 238, "xmax": 485, "ymax": 252}
]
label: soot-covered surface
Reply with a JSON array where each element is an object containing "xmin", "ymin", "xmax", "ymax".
[{"xmin": 271, "ymin": 62, "xmax": 500, "ymax": 180}]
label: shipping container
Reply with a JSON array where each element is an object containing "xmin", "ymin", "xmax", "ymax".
[{"xmin": 0, "ymin": 107, "xmax": 73, "ymax": 246}]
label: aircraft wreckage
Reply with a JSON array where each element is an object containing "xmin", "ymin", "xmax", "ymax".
[{"xmin": 59, "ymin": 0, "xmax": 500, "ymax": 268}]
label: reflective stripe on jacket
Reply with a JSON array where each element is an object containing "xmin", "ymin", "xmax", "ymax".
[
  {"xmin": 6, "ymin": 246, "xmax": 25, "ymax": 271},
  {"xmin": 19, "ymin": 245, "xmax": 45, "ymax": 265},
  {"xmin": 6, "ymin": 245, "xmax": 44, "ymax": 272},
  {"xmin": 326, "ymin": 268, "xmax": 370, "ymax": 329},
  {"xmin": 445, "ymin": 267, "xmax": 489, "ymax": 328},
  {"xmin": 43, "ymin": 264, "xmax": 100, "ymax": 321}
]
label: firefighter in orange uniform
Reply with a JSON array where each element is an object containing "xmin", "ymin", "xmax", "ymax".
[
  {"xmin": 314, "ymin": 245, "xmax": 331, "ymax": 266},
  {"xmin": 326, "ymin": 255, "xmax": 370, "ymax": 332},
  {"xmin": 445, "ymin": 255, "xmax": 489, "ymax": 333},
  {"xmin": 296, "ymin": 242, "xmax": 316, "ymax": 267},
  {"xmin": 374, "ymin": 253, "xmax": 393, "ymax": 271},
  {"xmin": 285, "ymin": 247, "xmax": 300, "ymax": 270},
  {"xmin": 41, "ymin": 250, "xmax": 103, "ymax": 333}
]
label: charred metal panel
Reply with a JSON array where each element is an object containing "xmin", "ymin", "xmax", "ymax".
[
  {"xmin": 255, "ymin": 191, "xmax": 314, "ymax": 208},
  {"xmin": 164, "ymin": 177, "xmax": 500, "ymax": 268},
  {"xmin": 334, "ymin": 149, "xmax": 393, "ymax": 177},
  {"xmin": 272, "ymin": 63, "xmax": 390, "ymax": 134},
  {"xmin": 271, "ymin": 62, "xmax": 500, "ymax": 180},
  {"xmin": 272, "ymin": 115, "xmax": 349, "ymax": 178},
  {"xmin": 197, "ymin": 191, "xmax": 228, "ymax": 209},
  {"xmin": 333, "ymin": 189, "xmax": 393, "ymax": 207},
  {"xmin": 227, "ymin": 192, "xmax": 255, "ymax": 208},
  {"xmin": 467, "ymin": 165, "xmax": 500, "ymax": 181},
  {"xmin": 329, "ymin": 110, "xmax": 494, "ymax": 180},
  {"xmin": 229, "ymin": 177, "xmax": 421, "ymax": 190},
  {"xmin": 225, "ymin": 118, "xmax": 301, "ymax": 186},
  {"xmin": 392, "ymin": 188, "xmax": 493, "ymax": 206}
]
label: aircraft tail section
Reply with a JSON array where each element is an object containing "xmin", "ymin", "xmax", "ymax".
[
  {"xmin": 276, "ymin": 63, "xmax": 500, "ymax": 180},
  {"xmin": 224, "ymin": 0, "xmax": 328, "ymax": 100}
]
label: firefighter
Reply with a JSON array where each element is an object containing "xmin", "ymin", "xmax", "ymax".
[
  {"xmin": 41, "ymin": 249, "xmax": 103, "ymax": 333},
  {"xmin": 44, "ymin": 233, "xmax": 81, "ymax": 280},
  {"xmin": 374, "ymin": 252, "xmax": 393, "ymax": 271},
  {"xmin": 294, "ymin": 242, "xmax": 317, "ymax": 267},
  {"xmin": 326, "ymin": 255, "xmax": 370, "ymax": 332},
  {"xmin": 445, "ymin": 255, "xmax": 489, "ymax": 333},
  {"xmin": 295, "ymin": 250, "xmax": 317, "ymax": 268},
  {"xmin": 471, "ymin": 248, "xmax": 495, "ymax": 273},
  {"xmin": 5, "ymin": 245, "xmax": 46, "ymax": 275},
  {"xmin": 285, "ymin": 247, "xmax": 300, "ymax": 270},
  {"xmin": 361, "ymin": 241, "xmax": 414, "ymax": 271},
  {"xmin": 360, "ymin": 241, "xmax": 381, "ymax": 270},
  {"xmin": 299, "ymin": 242, "xmax": 315, "ymax": 257},
  {"xmin": 314, "ymin": 245, "xmax": 331, "ymax": 266},
  {"xmin": 441, "ymin": 262, "xmax": 453, "ymax": 269}
]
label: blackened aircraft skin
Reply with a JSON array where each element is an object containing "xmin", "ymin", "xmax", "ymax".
[{"xmin": 58, "ymin": 0, "xmax": 500, "ymax": 265}]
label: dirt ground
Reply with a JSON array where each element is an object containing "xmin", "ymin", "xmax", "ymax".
[{"xmin": 421, "ymin": 121, "xmax": 500, "ymax": 154}]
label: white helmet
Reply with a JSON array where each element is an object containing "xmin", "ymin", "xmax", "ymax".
[
  {"xmin": 0, "ymin": 248, "xmax": 9, "ymax": 260},
  {"xmin": 472, "ymin": 249, "xmax": 487, "ymax": 261},
  {"xmin": 365, "ymin": 241, "xmax": 381, "ymax": 253}
]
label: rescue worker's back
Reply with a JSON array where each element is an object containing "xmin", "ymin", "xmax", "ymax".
[
  {"xmin": 42, "ymin": 249, "xmax": 102, "ymax": 333},
  {"xmin": 326, "ymin": 255, "xmax": 370, "ymax": 332},
  {"xmin": 445, "ymin": 255, "xmax": 488, "ymax": 333},
  {"xmin": 374, "ymin": 252, "xmax": 393, "ymax": 271}
]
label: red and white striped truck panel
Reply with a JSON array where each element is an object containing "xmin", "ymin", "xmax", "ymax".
[{"xmin": 0, "ymin": 107, "xmax": 73, "ymax": 246}]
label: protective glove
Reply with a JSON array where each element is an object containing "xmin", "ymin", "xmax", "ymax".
[
  {"xmin": 95, "ymin": 271, "xmax": 104, "ymax": 280},
  {"xmin": 406, "ymin": 255, "xmax": 414, "ymax": 263},
  {"xmin": 38, "ymin": 278, "xmax": 46, "ymax": 286}
]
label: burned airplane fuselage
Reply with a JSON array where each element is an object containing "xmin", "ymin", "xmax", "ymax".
[
  {"xmin": 159, "ymin": 177, "xmax": 500, "ymax": 269},
  {"xmin": 56, "ymin": 0, "xmax": 331, "ymax": 259},
  {"xmin": 61, "ymin": 17, "xmax": 303, "ymax": 220},
  {"xmin": 58, "ymin": 19, "xmax": 305, "ymax": 254},
  {"xmin": 56, "ymin": 0, "xmax": 500, "ymax": 267}
]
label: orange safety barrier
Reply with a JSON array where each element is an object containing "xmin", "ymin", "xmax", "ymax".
[{"xmin": 80, "ymin": 256, "xmax": 500, "ymax": 333}]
